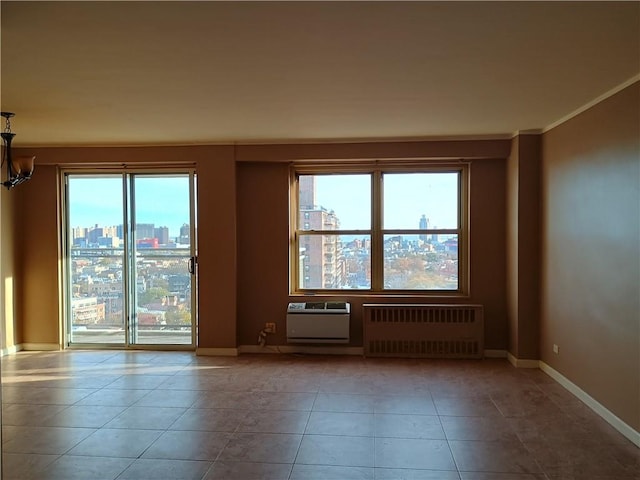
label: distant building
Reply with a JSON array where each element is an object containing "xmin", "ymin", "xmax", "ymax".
[
  {"xmin": 97, "ymin": 236, "xmax": 119, "ymax": 248},
  {"xmin": 71, "ymin": 297, "xmax": 105, "ymax": 325},
  {"xmin": 299, "ymin": 176, "xmax": 346, "ymax": 289},
  {"xmin": 179, "ymin": 223, "xmax": 190, "ymax": 244},
  {"xmin": 87, "ymin": 225, "xmax": 104, "ymax": 244},
  {"xmin": 137, "ymin": 238, "xmax": 159, "ymax": 249},
  {"xmin": 136, "ymin": 223, "xmax": 155, "ymax": 239},
  {"xmin": 419, "ymin": 214, "xmax": 430, "ymax": 243},
  {"xmin": 154, "ymin": 226, "xmax": 170, "ymax": 245},
  {"xmin": 169, "ymin": 274, "xmax": 191, "ymax": 296}
]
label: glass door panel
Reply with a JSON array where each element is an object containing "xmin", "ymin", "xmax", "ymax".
[
  {"xmin": 65, "ymin": 171, "xmax": 196, "ymax": 348},
  {"xmin": 67, "ymin": 175, "xmax": 126, "ymax": 345},
  {"xmin": 130, "ymin": 174, "xmax": 194, "ymax": 345}
]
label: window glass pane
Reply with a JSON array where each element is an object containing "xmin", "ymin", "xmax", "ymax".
[
  {"xmin": 383, "ymin": 172, "xmax": 459, "ymax": 230},
  {"xmin": 299, "ymin": 234, "xmax": 371, "ymax": 289},
  {"xmin": 383, "ymin": 233, "xmax": 458, "ymax": 290},
  {"xmin": 68, "ymin": 175, "xmax": 125, "ymax": 344},
  {"xmin": 299, "ymin": 174, "xmax": 371, "ymax": 230}
]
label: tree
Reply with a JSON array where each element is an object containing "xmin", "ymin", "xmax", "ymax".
[{"xmin": 138, "ymin": 287, "xmax": 170, "ymax": 306}]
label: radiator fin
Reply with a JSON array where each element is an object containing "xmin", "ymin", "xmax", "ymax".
[{"xmin": 363, "ymin": 304, "xmax": 484, "ymax": 359}]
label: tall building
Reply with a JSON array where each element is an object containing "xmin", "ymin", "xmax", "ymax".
[
  {"xmin": 419, "ymin": 214, "xmax": 430, "ymax": 243},
  {"xmin": 155, "ymin": 226, "xmax": 170, "ymax": 245},
  {"xmin": 87, "ymin": 225, "xmax": 104, "ymax": 244},
  {"xmin": 136, "ymin": 223, "xmax": 155, "ymax": 239},
  {"xmin": 298, "ymin": 176, "xmax": 346, "ymax": 289},
  {"xmin": 179, "ymin": 223, "xmax": 190, "ymax": 244}
]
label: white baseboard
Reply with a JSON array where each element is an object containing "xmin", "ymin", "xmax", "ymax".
[
  {"xmin": 238, "ymin": 344, "xmax": 364, "ymax": 356},
  {"xmin": 507, "ymin": 352, "xmax": 540, "ymax": 369},
  {"xmin": 195, "ymin": 347, "xmax": 238, "ymax": 357},
  {"xmin": 20, "ymin": 343, "xmax": 60, "ymax": 351},
  {"xmin": 1, "ymin": 344, "xmax": 23, "ymax": 356},
  {"xmin": 540, "ymin": 361, "xmax": 640, "ymax": 448}
]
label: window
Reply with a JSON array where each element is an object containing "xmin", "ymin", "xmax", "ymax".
[{"xmin": 291, "ymin": 163, "xmax": 468, "ymax": 293}]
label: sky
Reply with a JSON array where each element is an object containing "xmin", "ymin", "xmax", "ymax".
[
  {"xmin": 68, "ymin": 171, "xmax": 459, "ymax": 240},
  {"xmin": 68, "ymin": 175, "xmax": 191, "ymax": 238},
  {"xmin": 311, "ymin": 172, "xmax": 459, "ymax": 230}
]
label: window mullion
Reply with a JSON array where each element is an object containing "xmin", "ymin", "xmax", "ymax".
[{"xmin": 371, "ymin": 170, "xmax": 383, "ymax": 291}]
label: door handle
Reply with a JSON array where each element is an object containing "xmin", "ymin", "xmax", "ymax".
[{"xmin": 188, "ymin": 256, "xmax": 197, "ymax": 274}]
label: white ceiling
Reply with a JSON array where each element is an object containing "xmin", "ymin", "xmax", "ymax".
[{"xmin": 1, "ymin": 1, "xmax": 639, "ymax": 146}]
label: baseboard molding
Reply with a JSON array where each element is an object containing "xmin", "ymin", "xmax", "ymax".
[
  {"xmin": 484, "ymin": 349, "xmax": 508, "ymax": 358},
  {"xmin": 1, "ymin": 344, "xmax": 23, "ymax": 356},
  {"xmin": 196, "ymin": 347, "xmax": 238, "ymax": 356},
  {"xmin": 238, "ymin": 344, "xmax": 364, "ymax": 356},
  {"xmin": 540, "ymin": 361, "xmax": 640, "ymax": 448},
  {"xmin": 507, "ymin": 352, "xmax": 540, "ymax": 369},
  {"xmin": 20, "ymin": 343, "xmax": 60, "ymax": 351}
]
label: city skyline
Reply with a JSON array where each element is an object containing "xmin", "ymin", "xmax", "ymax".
[{"xmin": 68, "ymin": 175, "xmax": 191, "ymax": 239}]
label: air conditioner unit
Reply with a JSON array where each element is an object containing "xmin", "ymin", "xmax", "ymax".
[{"xmin": 286, "ymin": 302, "xmax": 350, "ymax": 344}]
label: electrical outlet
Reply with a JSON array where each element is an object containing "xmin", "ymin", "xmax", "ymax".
[
  {"xmin": 553, "ymin": 344, "xmax": 559, "ymax": 354},
  {"xmin": 265, "ymin": 322, "xmax": 276, "ymax": 334}
]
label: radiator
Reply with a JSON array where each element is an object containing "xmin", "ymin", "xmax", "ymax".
[
  {"xmin": 363, "ymin": 304, "xmax": 484, "ymax": 358},
  {"xmin": 286, "ymin": 302, "xmax": 350, "ymax": 344}
]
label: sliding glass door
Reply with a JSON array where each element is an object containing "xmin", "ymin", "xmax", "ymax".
[{"xmin": 64, "ymin": 171, "xmax": 197, "ymax": 348}]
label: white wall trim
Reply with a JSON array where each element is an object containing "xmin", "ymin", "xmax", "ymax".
[
  {"xmin": 543, "ymin": 74, "xmax": 640, "ymax": 133},
  {"xmin": 20, "ymin": 343, "xmax": 60, "ymax": 351},
  {"xmin": 484, "ymin": 349, "xmax": 508, "ymax": 358},
  {"xmin": 239, "ymin": 344, "xmax": 364, "ymax": 356},
  {"xmin": 196, "ymin": 347, "xmax": 238, "ymax": 357},
  {"xmin": 1, "ymin": 344, "xmax": 23, "ymax": 356},
  {"xmin": 507, "ymin": 352, "xmax": 540, "ymax": 369},
  {"xmin": 540, "ymin": 361, "xmax": 640, "ymax": 448}
]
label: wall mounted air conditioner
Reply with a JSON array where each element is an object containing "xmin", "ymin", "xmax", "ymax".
[{"xmin": 286, "ymin": 302, "xmax": 350, "ymax": 344}]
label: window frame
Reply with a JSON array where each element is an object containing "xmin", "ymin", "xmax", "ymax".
[{"xmin": 290, "ymin": 161, "xmax": 469, "ymax": 296}]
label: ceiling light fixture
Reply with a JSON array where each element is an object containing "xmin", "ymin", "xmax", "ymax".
[{"xmin": 1, "ymin": 111, "xmax": 35, "ymax": 190}]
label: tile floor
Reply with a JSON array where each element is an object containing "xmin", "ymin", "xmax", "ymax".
[{"xmin": 1, "ymin": 351, "xmax": 638, "ymax": 480}]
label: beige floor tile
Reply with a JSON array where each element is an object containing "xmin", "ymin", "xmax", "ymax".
[
  {"xmin": 297, "ymin": 434, "xmax": 375, "ymax": 467},
  {"xmin": 66, "ymin": 428, "xmax": 163, "ymax": 458},
  {"xmin": 305, "ymin": 411, "xmax": 374, "ymax": 436},
  {"xmin": 375, "ymin": 468, "xmax": 461, "ymax": 479},
  {"xmin": 142, "ymin": 430, "xmax": 231, "ymax": 461},
  {"xmin": 449, "ymin": 439, "xmax": 542, "ymax": 474},
  {"xmin": 1, "ymin": 453, "xmax": 59, "ymax": 480},
  {"xmin": 40, "ymin": 404, "xmax": 125, "ymax": 428},
  {"xmin": 375, "ymin": 413, "xmax": 445, "ymax": 439},
  {"xmin": 1, "ymin": 403, "xmax": 67, "ymax": 426},
  {"xmin": 313, "ymin": 393, "xmax": 376, "ymax": 413},
  {"xmin": 134, "ymin": 388, "xmax": 200, "ymax": 408},
  {"xmin": 204, "ymin": 460, "xmax": 292, "ymax": 480},
  {"xmin": 442, "ymin": 415, "xmax": 520, "ymax": 441},
  {"xmin": 29, "ymin": 455, "xmax": 134, "ymax": 480},
  {"xmin": 104, "ymin": 405, "xmax": 186, "ymax": 429},
  {"xmin": 218, "ymin": 432, "xmax": 302, "ymax": 464},
  {"xmin": 374, "ymin": 437, "xmax": 456, "ymax": 470},
  {"xmin": 119, "ymin": 458, "xmax": 212, "ymax": 479},
  {"xmin": 2, "ymin": 426, "xmax": 95, "ymax": 455},
  {"xmin": 290, "ymin": 464, "xmax": 374, "ymax": 480},
  {"xmin": 237, "ymin": 409, "xmax": 310, "ymax": 434},
  {"xmin": 170, "ymin": 407, "xmax": 246, "ymax": 432},
  {"xmin": 75, "ymin": 388, "xmax": 152, "ymax": 406},
  {"xmin": 2, "ymin": 350, "xmax": 638, "ymax": 480}
]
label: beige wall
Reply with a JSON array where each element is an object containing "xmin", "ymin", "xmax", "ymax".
[
  {"xmin": 17, "ymin": 165, "xmax": 61, "ymax": 347},
  {"xmin": 541, "ymin": 81, "xmax": 640, "ymax": 430},
  {"xmin": 507, "ymin": 133, "xmax": 541, "ymax": 360},
  {"xmin": 1, "ymin": 186, "xmax": 22, "ymax": 351},
  {"xmin": 236, "ymin": 147, "xmax": 509, "ymax": 349},
  {"xmin": 14, "ymin": 140, "xmax": 510, "ymax": 350}
]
